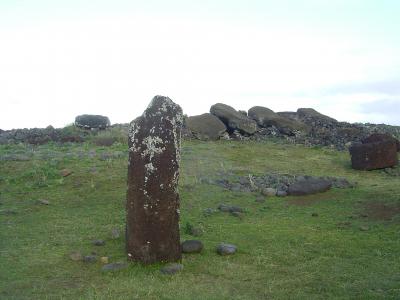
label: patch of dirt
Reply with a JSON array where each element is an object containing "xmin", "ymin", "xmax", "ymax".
[
  {"xmin": 286, "ymin": 193, "xmax": 335, "ymax": 206},
  {"xmin": 362, "ymin": 202, "xmax": 400, "ymax": 221}
]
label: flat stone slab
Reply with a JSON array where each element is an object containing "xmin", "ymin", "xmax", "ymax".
[{"xmin": 288, "ymin": 178, "xmax": 332, "ymax": 196}]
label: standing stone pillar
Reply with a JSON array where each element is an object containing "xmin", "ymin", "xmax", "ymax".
[{"xmin": 126, "ymin": 96, "xmax": 183, "ymax": 264}]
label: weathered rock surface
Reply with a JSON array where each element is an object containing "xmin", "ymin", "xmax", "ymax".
[
  {"xmin": 75, "ymin": 114, "xmax": 110, "ymax": 129},
  {"xmin": 248, "ymin": 106, "xmax": 309, "ymax": 135},
  {"xmin": 287, "ymin": 178, "xmax": 332, "ymax": 196},
  {"xmin": 186, "ymin": 113, "xmax": 227, "ymax": 140},
  {"xmin": 361, "ymin": 133, "xmax": 400, "ymax": 152},
  {"xmin": 296, "ymin": 108, "xmax": 338, "ymax": 125},
  {"xmin": 210, "ymin": 103, "xmax": 257, "ymax": 135},
  {"xmin": 181, "ymin": 240, "xmax": 203, "ymax": 253},
  {"xmin": 126, "ymin": 95, "xmax": 183, "ymax": 264},
  {"xmin": 216, "ymin": 243, "xmax": 237, "ymax": 255},
  {"xmin": 350, "ymin": 139, "xmax": 398, "ymax": 170}
]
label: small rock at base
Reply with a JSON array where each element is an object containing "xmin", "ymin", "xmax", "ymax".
[
  {"xmin": 83, "ymin": 255, "xmax": 97, "ymax": 263},
  {"xmin": 230, "ymin": 211, "xmax": 244, "ymax": 219},
  {"xmin": 216, "ymin": 243, "xmax": 237, "ymax": 255},
  {"xmin": 181, "ymin": 240, "xmax": 203, "ymax": 253},
  {"xmin": 359, "ymin": 225, "xmax": 369, "ymax": 231},
  {"xmin": 69, "ymin": 251, "xmax": 82, "ymax": 261},
  {"xmin": 37, "ymin": 199, "xmax": 50, "ymax": 205},
  {"xmin": 102, "ymin": 262, "xmax": 128, "ymax": 272},
  {"xmin": 160, "ymin": 263, "xmax": 183, "ymax": 275},
  {"xmin": 92, "ymin": 239, "xmax": 105, "ymax": 246}
]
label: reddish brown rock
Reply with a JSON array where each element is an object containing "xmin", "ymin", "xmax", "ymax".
[
  {"xmin": 361, "ymin": 133, "xmax": 400, "ymax": 152},
  {"xmin": 350, "ymin": 139, "xmax": 398, "ymax": 170},
  {"xmin": 126, "ymin": 96, "xmax": 183, "ymax": 264}
]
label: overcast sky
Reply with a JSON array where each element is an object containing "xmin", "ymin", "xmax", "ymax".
[{"xmin": 1, "ymin": 0, "xmax": 399, "ymax": 129}]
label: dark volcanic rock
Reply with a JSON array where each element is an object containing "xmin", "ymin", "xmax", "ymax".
[
  {"xmin": 248, "ymin": 106, "xmax": 309, "ymax": 135},
  {"xmin": 186, "ymin": 113, "xmax": 227, "ymax": 140},
  {"xmin": 181, "ymin": 240, "xmax": 203, "ymax": 253},
  {"xmin": 126, "ymin": 95, "xmax": 183, "ymax": 264},
  {"xmin": 288, "ymin": 178, "xmax": 332, "ymax": 196},
  {"xmin": 350, "ymin": 139, "xmax": 398, "ymax": 170},
  {"xmin": 75, "ymin": 114, "xmax": 110, "ymax": 129},
  {"xmin": 210, "ymin": 103, "xmax": 257, "ymax": 135}
]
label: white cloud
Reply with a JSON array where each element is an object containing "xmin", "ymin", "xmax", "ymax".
[{"xmin": 0, "ymin": 11, "xmax": 399, "ymax": 129}]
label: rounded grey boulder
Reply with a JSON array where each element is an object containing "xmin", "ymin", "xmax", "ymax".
[
  {"xmin": 210, "ymin": 103, "xmax": 257, "ymax": 135},
  {"xmin": 248, "ymin": 106, "xmax": 309, "ymax": 135},
  {"xmin": 216, "ymin": 243, "xmax": 237, "ymax": 255},
  {"xmin": 288, "ymin": 178, "xmax": 332, "ymax": 196},
  {"xmin": 181, "ymin": 240, "xmax": 204, "ymax": 253},
  {"xmin": 186, "ymin": 113, "xmax": 227, "ymax": 140},
  {"xmin": 75, "ymin": 114, "xmax": 110, "ymax": 129}
]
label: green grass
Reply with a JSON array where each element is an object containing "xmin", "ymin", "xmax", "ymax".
[{"xmin": 1, "ymin": 140, "xmax": 399, "ymax": 299}]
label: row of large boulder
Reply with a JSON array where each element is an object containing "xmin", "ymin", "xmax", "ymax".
[{"xmin": 184, "ymin": 103, "xmax": 400, "ymax": 151}]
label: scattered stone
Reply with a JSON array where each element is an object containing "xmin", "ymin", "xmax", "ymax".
[
  {"xmin": 276, "ymin": 190, "xmax": 288, "ymax": 197},
  {"xmin": 216, "ymin": 243, "xmax": 237, "ymax": 256},
  {"xmin": 261, "ymin": 188, "xmax": 277, "ymax": 196},
  {"xmin": 69, "ymin": 251, "xmax": 83, "ymax": 261},
  {"xmin": 100, "ymin": 257, "xmax": 109, "ymax": 264},
  {"xmin": 160, "ymin": 263, "xmax": 184, "ymax": 275},
  {"xmin": 311, "ymin": 213, "xmax": 319, "ymax": 217},
  {"xmin": 210, "ymin": 103, "xmax": 257, "ymax": 135},
  {"xmin": 111, "ymin": 228, "xmax": 120, "ymax": 239},
  {"xmin": 126, "ymin": 96, "xmax": 183, "ymax": 264},
  {"xmin": 230, "ymin": 211, "xmax": 244, "ymax": 219},
  {"xmin": 92, "ymin": 239, "xmax": 105, "ymax": 246},
  {"xmin": 102, "ymin": 262, "xmax": 128, "ymax": 272},
  {"xmin": 181, "ymin": 240, "xmax": 204, "ymax": 253},
  {"xmin": 60, "ymin": 169, "xmax": 73, "ymax": 177},
  {"xmin": 37, "ymin": 199, "xmax": 50, "ymax": 205},
  {"xmin": 83, "ymin": 255, "xmax": 97, "ymax": 263},
  {"xmin": 248, "ymin": 106, "xmax": 309, "ymax": 135},
  {"xmin": 75, "ymin": 114, "xmax": 110, "ymax": 129},
  {"xmin": 359, "ymin": 225, "xmax": 370, "ymax": 231},
  {"xmin": 186, "ymin": 113, "xmax": 227, "ymax": 141},
  {"xmin": 288, "ymin": 178, "xmax": 332, "ymax": 196}
]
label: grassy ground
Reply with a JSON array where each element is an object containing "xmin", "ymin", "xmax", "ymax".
[{"xmin": 0, "ymin": 140, "xmax": 399, "ymax": 299}]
